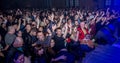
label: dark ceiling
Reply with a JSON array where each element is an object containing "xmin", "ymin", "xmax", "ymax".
[{"xmin": 0, "ymin": 0, "xmax": 119, "ymax": 10}]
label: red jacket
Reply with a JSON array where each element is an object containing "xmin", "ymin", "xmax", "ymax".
[{"xmin": 77, "ymin": 27, "xmax": 89, "ymax": 40}]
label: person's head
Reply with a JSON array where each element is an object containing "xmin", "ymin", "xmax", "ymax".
[
  {"xmin": 38, "ymin": 48, "xmax": 44, "ymax": 56},
  {"xmin": 17, "ymin": 30, "xmax": 22, "ymax": 37},
  {"xmin": 35, "ymin": 44, "xmax": 44, "ymax": 56},
  {"xmin": 88, "ymin": 12, "xmax": 92, "ymax": 16},
  {"xmin": 66, "ymin": 15, "xmax": 69, "ymax": 20},
  {"xmin": 14, "ymin": 52, "xmax": 24, "ymax": 63},
  {"xmin": 13, "ymin": 23, "xmax": 18, "ymax": 30},
  {"xmin": 8, "ymin": 15, "xmax": 13, "ymax": 21},
  {"xmin": 80, "ymin": 21, "xmax": 85, "ymax": 28},
  {"xmin": 50, "ymin": 39, "xmax": 55, "ymax": 48},
  {"xmin": 38, "ymin": 26, "xmax": 43, "ymax": 32},
  {"xmin": 75, "ymin": 14, "xmax": 79, "ymax": 20},
  {"xmin": 75, "ymin": 20, "xmax": 79, "ymax": 26},
  {"xmin": 37, "ymin": 31, "xmax": 45, "ymax": 41},
  {"xmin": 45, "ymin": 19, "xmax": 49, "ymax": 25},
  {"xmin": 1, "ymin": 23, "xmax": 6, "ymax": 28},
  {"xmin": 30, "ymin": 28, "xmax": 38, "ymax": 36},
  {"xmin": 8, "ymin": 26, "xmax": 15, "ymax": 34},
  {"xmin": 48, "ymin": 15, "xmax": 51, "ymax": 20},
  {"xmin": 56, "ymin": 28, "xmax": 62, "ymax": 36},
  {"xmin": 67, "ymin": 18, "xmax": 72, "ymax": 24},
  {"xmin": 31, "ymin": 21, "xmax": 37, "ymax": 28},
  {"xmin": 25, "ymin": 24, "xmax": 31, "ymax": 32}
]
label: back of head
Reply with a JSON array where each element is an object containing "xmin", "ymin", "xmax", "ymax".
[{"xmin": 8, "ymin": 26, "xmax": 15, "ymax": 34}]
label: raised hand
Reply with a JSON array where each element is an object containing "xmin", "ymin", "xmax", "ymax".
[
  {"xmin": 65, "ymin": 23, "xmax": 68, "ymax": 29},
  {"xmin": 102, "ymin": 11, "xmax": 105, "ymax": 16},
  {"xmin": 47, "ymin": 28, "xmax": 52, "ymax": 36},
  {"xmin": 51, "ymin": 13, "xmax": 54, "ymax": 21},
  {"xmin": 68, "ymin": 22, "xmax": 72, "ymax": 28},
  {"xmin": 18, "ymin": 18, "xmax": 22, "ymax": 23},
  {"xmin": 52, "ymin": 24, "xmax": 57, "ymax": 31},
  {"xmin": 60, "ymin": 14, "xmax": 64, "ymax": 20},
  {"xmin": 96, "ymin": 12, "xmax": 99, "ymax": 16},
  {"xmin": 74, "ymin": 27, "xmax": 77, "ymax": 32},
  {"xmin": 77, "ymin": 10, "xmax": 80, "ymax": 15}
]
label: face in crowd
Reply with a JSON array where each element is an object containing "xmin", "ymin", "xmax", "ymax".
[
  {"xmin": 37, "ymin": 48, "xmax": 44, "ymax": 56},
  {"xmin": 37, "ymin": 32, "xmax": 45, "ymax": 41},
  {"xmin": 25, "ymin": 24, "xmax": 31, "ymax": 32},
  {"xmin": 80, "ymin": 22, "xmax": 85, "ymax": 28},
  {"xmin": 50, "ymin": 39, "xmax": 55, "ymax": 48},
  {"xmin": 56, "ymin": 28, "xmax": 62, "ymax": 36},
  {"xmin": 8, "ymin": 26, "xmax": 15, "ymax": 34},
  {"xmin": 17, "ymin": 31, "xmax": 22, "ymax": 37},
  {"xmin": 14, "ymin": 54, "xmax": 24, "ymax": 63}
]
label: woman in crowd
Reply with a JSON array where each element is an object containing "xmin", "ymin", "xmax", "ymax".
[
  {"xmin": 46, "ymin": 39, "xmax": 56, "ymax": 63},
  {"xmin": 33, "ymin": 44, "xmax": 46, "ymax": 63}
]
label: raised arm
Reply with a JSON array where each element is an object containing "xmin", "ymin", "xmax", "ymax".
[
  {"xmin": 51, "ymin": 24, "xmax": 57, "ymax": 37},
  {"xmin": 79, "ymin": 10, "xmax": 84, "ymax": 20},
  {"xmin": 106, "ymin": 8, "xmax": 110, "ymax": 15},
  {"xmin": 68, "ymin": 22, "xmax": 72, "ymax": 34},
  {"xmin": 75, "ymin": 31, "xmax": 79, "ymax": 42},
  {"xmin": 50, "ymin": 13, "xmax": 54, "ymax": 21},
  {"xmin": 43, "ymin": 17, "xmax": 47, "ymax": 26},
  {"xmin": 36, "ymin": 16, "xmax": 40, "ymax": 28},
  {"xmin": 22, "ymin": 19, "xmax": 26, "ymax": 26},
  {"xmin": 63, "ymin": 23, "xmax": 68, "ymax": 38},
  {"xmin": 91, "ymin": 12, "xmax": 99, "ymax": 24},
  {"xmin": 45, "ymin": 28, "xmax": 53, "ymax": 47},
  {"xmin": 57, "ymin": 15, "xmax": 64, "ymax": 28},
  {"xmin": 16, "ymin": 19, "xmax": 21, "ymax": 31},
  {"xmin": 96, "ymin": 11, "xmax": 105, "ymax": 23}
]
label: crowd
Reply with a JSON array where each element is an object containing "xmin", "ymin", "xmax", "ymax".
[{"xmin": 0, "ymin": 8, "xmax": 119, "ymax": 63}]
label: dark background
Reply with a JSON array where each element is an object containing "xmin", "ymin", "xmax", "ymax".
[{"xmin": 0, "ymin": 0, "xmax": 120, "ymax": 10}]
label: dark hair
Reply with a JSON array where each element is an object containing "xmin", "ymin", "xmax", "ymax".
[
  {"xmin": 35, "ymin": 44, "xmax": 42, "ymax": 49},
  {"xmin": 37, "ymin": 31, "xmax": 44, "ymax": 34},
  {"xmin": 55, "ymin": 27, "xmax": 61, "ymax": 32},
  {"xmin": 30, "ymin": 28, "xmax": 38, "ymax": 32},
  {"xmin": 34, "ymin": 44, "xmax": 43, "ymax": 54}
]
